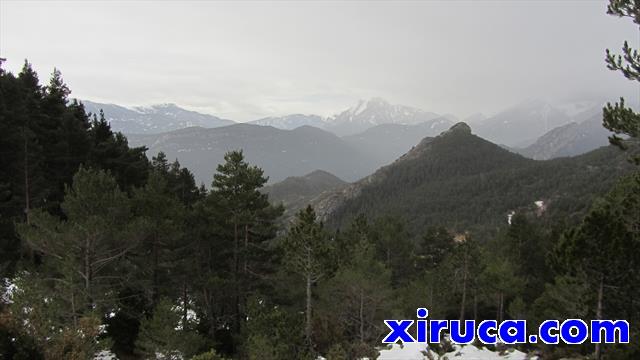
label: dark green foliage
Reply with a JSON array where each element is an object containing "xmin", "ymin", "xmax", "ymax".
[
  {"xmin": 242, "ymin": 296, "xmax": 309, "ymax": 360},
  {"xmin": 0, "ymin": 62, "xmax": 148, "ymax": 279},
  {"xmin": 503, "ymin": 214, "xmax": 553, "ymax": 301},
  {"xmin": 135, "ymin": 298, "xmax": 205, "ymax": 358},
  {"xmin": 554, "ymin": 173, "xmax": 640, "ymax": 358},
  {"xmin": 603, "ymin": 0, "xmax": 640, "ymax": 163},
  {"xmin": 327, "ymin": 126, "xmax": 637, "ymax": 235},
  {"xmin": 17, "ymin": 168, "xmax": 141, "ymax": 314},
  {"xmin": 318, "ymin": 238, "xmax": 393, "ymax": 357},
  {"xmin": 151, "ymin": 152, "xmax": 203, "ymax": 206},
  {"xmin": 280, "ymin": 206, "xmax": 333, "ymax": 350},
  {"xmin": 369, "ymin": 216, "xmax": 414, "ymax": 286},
  {"xmin": 86, "ymin": 110, "xmax": 149, "ymax": 191},
  {"xmin": 414, "ymin": 226, "xmax": 454, "ymax": 272},
  {"xmin": 191, "ymin": 349, "xmax": 230, "ymax": 360},
  {"xmin": 132, "ymin": 171, "xmax": 187, "ymax": 307},
  {"xmin": 325, "ymin": 343, "xmax": 348, "ymax": 360}
]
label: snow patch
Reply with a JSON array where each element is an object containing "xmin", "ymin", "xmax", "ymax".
[{"xmin": 377, "ymin": 343, "xmax": 535, "ymax": 360}]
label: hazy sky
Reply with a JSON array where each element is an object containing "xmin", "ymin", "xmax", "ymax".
[{"xmin": 1, "ymin": 0, "xmax": 638, "ymax": 121}]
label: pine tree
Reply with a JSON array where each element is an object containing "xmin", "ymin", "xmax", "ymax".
[
  {"xmin": 479, "ymin": 257, "xmax": 522, "ymax": 323},
  {"xmin": 281, "ymin": 205, "xmax": 333, "ymax": 349},
  {"xmin": 86, "ymin": 110, "xmax": 149, "ymax": 191},
  {"xmin": 320, "ymin": 239, "xmax": 392, "ymax": 357},
  {"xmin": 135, "ymin": 298, "xmax": 204, "ymax": 359},
  {"xmin": 603, "ymin": 0, "xmax": 640, "ymax": 163},
  {"xmin": 211, "ymin": 150, "xmax": 282, "ymax": 334},
  {"xmin": 504, "ymin": 214, "xmax": 551, "ymax": 301},
  {"xmin": 439, "ymin": 234, "xmax": 483, "ymax": 321},
  {"xmin": 554, "ymin": 173, "xmax": 640, "ymax": 359},
  {"xmin": 415, "ymin": 226, "xmax": 454, "ymax": 272},
  {"xmin": 13, "ymin": 168, "xmax": 144, "ymax": 357},
  {"xmin": 132, "ymin": 170, "xmax": 186, "ymax": 308},
  {"xmin": 243, "ymin": 296, "xmax": 308, "ymax": 360},
  {"xmin": 17, "ymin": 168, "xmax": 143, "ymax": 316},
  {"xmin": 370, "ymin": 216, "xmax": 413, "ymax": 286}
]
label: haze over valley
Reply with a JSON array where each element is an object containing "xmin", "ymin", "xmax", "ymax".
[{"xmin": 88, "ymin": 96, "xmax": 623, "ymax": 185}]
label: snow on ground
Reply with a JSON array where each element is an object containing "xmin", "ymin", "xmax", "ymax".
[
  {"xmin": 377, "ymin": 342, "xmax": 434, "ymax": 359},
  {"xmin": 1, "ymin": 277, "xmax": 18, "ymax": 304},
  {"xmin": 447, "ymin": 344, "xmax": 533, "ymax": 360},
  {"xmin": 94, "ymin": 350, "xmax": 118, "ymax": 360},
  {"xmin": 377, "ymin": 343, "xmax": 536, "ymax": 360}
]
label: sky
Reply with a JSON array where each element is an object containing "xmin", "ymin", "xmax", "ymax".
[{"xmin": 1, "ymin": 0, "xmax": 638, "ymax": 121}]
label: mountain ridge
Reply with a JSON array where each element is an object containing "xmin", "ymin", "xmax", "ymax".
[
  {"xmin": 309, "ymin": 122, "xmax": 635, "ymax": 234},
  {"xmin": 516, "ymin": 113, "xmax": 611, "ymax": 160},
  {"xmin": 81, "ymin": 100, "xmax": 235, "ymax": 134},
  {"xmin": 126, "ymin": 123, "xmax": 378, "ymax": 184}
]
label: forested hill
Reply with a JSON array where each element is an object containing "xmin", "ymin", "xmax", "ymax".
[
  {"xmin": 263, "ymin": 170, "xmax": 347, "ymax": 219},
  {"xmin": 317, "ymin": 122, "xmax": 636, "ymax": 234}
]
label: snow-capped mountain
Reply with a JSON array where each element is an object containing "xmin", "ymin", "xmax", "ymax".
[
  {"xmin": 248, "ymin": 114, "xmax": 326, "ymax": 130},
  {"xmin": 81, "ymin": 100, "xmax": 234, "ymax": 134},
  {"xmin": 323, "ymin": 97, "xmax": 443, "ymax": 136}
]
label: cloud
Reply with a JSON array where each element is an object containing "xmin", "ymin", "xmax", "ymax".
[{"xmin": 1, "ymin": 0, "xmax": 637, "ymax": 121}]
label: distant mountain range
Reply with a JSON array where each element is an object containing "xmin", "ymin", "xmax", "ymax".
[
  {"xmin": 126, "ymin": 118, "xmax": 460, "ymax": 185},
  {"xmin": 81, "ymin": 100, "xmax": 234, "ymax": 134},
  {"xmin": 126, "ymin": 124, "xmax": 379, "ymax": 184},
  {"xmin": 85, "ymin": 97, "xmax": 621, "ymax": 186},
  {"xmin": 81, "ymin": 98, "xmax": 454, "ymax": 136},
  {"xmin": 248, "ymin": 114, "xmax": 326, "ymax": 130},
  {"xmin": 126, "ymin": 116, "xmax": 463, "ymax": 186},
  {"xmin": 82, "ymin": 97, "xmax": 611, "ymax": 147}
]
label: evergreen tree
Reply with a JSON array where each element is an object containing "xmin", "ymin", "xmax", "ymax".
[
  {"xmin": 242, "ymin": 296, "xmax": 308, "ymax": 360},
  {"xmin": 503, "ymin": 214, "xmax": 552, "ymax": 301},
  {"xmin": 12, "ymin": 168, "xmax": 143, "ymax": 357},
  {"xmin": 86, "ymin": 110, "xmax": 149, "ymax": 191},
  {"xmin": 440, "ymin": 234, "xmax": 483, "ymax": 321},
  {"xmin": 132, "ymin": 171, "xmax": 186, "ymax": 308},
  {"xmin": 17, "ymin": 168, "xmax": 143, "ymax": 313},
  {"xmin": 370, "ymin": 216, "xmax": 413, "ymax": 286},
  {"xmin": 414, "ymin": 226, "xmax": 454, "ymax": 272},
  {"xmin": 479, "ymin": 257, "xmax": 522, "ymax": 323},
  {"xmin": 281, "ymin": 205, "xmax": 333, "ymax": 350},
  {"xmin": 603, "ymin": 0, "xmax": 640, "ymax": 163},
  {"xmin": 135, "ymin": 298, "xmax": 204, "ymax": 359},
  {"xmin": 319, "ymin": 239, "xmax": 392, "ymax": 357},
  {"xmin": 210, "ymin": 150, "xmax": 282, "ymax": 335},
  {"xmin": 554, "ymin": 173, "xmax": 640, "ymax": 359}
]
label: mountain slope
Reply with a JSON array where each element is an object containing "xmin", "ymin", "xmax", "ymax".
[
  {"xmin": 474, "ymin": 99, "xmax": 571, "ymax": 147},
  {"xmin": 315, "ymin": 122, "xmax": 635, "ymax": 234},
  {"xmin": 263, "ymin": 170, "xmax": 347, "ymax": 218},
  {"xmin": 248, "ymin": 114, "xmax": 326, "ymax": 130},
  {"xmin": 324, "ymin": 98, "xmax": 443, "ymax": 136},
  {"xmin": 81, "ymin": 100, "xmax": 234, "ymax": 134},
  {"xmin": 516, "ymin": 113, "xmax": 611, "ymax": 160},
  {"xmin": 127, "ymin": 124, "xmax": 378, "ymax": 184}
]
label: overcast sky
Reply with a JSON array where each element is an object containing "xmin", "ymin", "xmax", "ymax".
[{"xmin": 1, "ymin": 0, "xmax": 638, "ymax": 121}]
